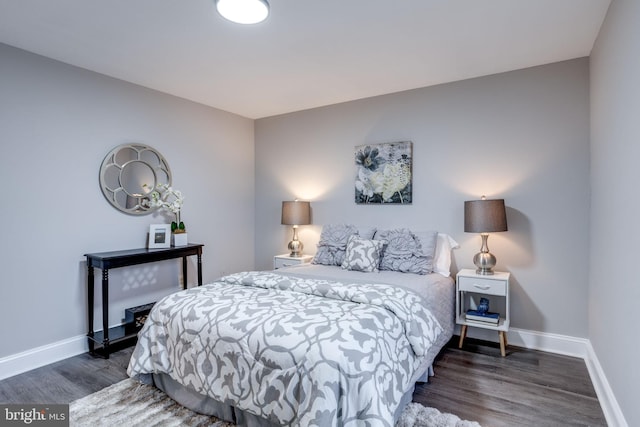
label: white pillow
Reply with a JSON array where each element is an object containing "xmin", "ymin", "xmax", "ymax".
[{"xmin": 433, "ymin": 233, "xmax": 460, "ymax": 277}]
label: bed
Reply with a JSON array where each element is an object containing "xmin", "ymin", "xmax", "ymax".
[{"xmin": 127, "ymin": 227, "xmax": 457, "ymax": 427}]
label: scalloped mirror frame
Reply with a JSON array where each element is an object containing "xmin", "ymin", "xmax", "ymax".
[{"xmin": 99, "ymin": 143, "xmax": 172, "ymax": 215}]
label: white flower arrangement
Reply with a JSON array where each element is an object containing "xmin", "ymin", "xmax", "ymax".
[{"xmin": 144, "ymin": 183, "xmax": 186, "ymax": 233}]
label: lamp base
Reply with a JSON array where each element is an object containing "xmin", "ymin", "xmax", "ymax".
[
  {"xmin": 473, "ymin": 233, "xmax": 497, "ymax": 275},
  {"xmin": 473, "ymin": 251, "xmax": 496, "ymax": 275},
  {"xmin": 288, "ymin": 240, "xmax": 303, "ymax": 257}
]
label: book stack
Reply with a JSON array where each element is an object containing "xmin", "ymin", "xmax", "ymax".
[{"xmin": 465, "ymin": 309, "xmax": 500, "ymax": 324}]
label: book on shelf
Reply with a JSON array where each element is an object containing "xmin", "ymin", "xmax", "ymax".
[{"xmin": 465, "ymin": 309, "xmax": 500, "ymax": 324}]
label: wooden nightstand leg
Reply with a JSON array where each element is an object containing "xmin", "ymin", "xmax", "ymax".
[
  {"xmin": 458, "ymin": 325, "xmax": 467, "ymax": 349},
  {"xmin": 499, "ymin": 331, "xmax": 507, "ymax": 357}
]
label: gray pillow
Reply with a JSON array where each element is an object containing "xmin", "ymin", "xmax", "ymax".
[
  {"xmin": 341, "ymin": 235, "xmax": 385, "ymax": 272},
  {"xmin": 317, "ymin": 224, "xmax": 359, "ymax": 247},
  {"xmin": 374, "ymin": 228, "xmax": 437, "ymax": 274},
  {"xmin": 313, "ymin": 224, "xmax": 379, "ymax": 265},
  {"xmin": 313, "ymin": 224, "xmax": 358, "ymax": 265},
  {"xmin": 313, "ymin": 245, "xmax": 345, "ymax": 266},
  {"xmin": 414, "ymin": 230, "xmax": 438, "ymax": 259},
  {"xmin": 356, "ymin": 226, "xmax": 377, "ymax": 240}
]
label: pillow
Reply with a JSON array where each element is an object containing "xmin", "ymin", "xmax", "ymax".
[
  {"xmin": 413, "ymin": 230, "xmax": 439, "ymax": 259},
  {"xmin": 433, "ymin": 233, "xmax": 460, "ymax": 277},
  {"xmin": 312, "ymin": 224, "xmax": 359, "ymax": 266},
  {"xmin": 341, "ymin": 235, "xmax": 385, "ymax": 272},
  {"xmin": 374, "ymin": 228, "xmax": 435, "ymax": 274},
  {"xmin": 356, "ymin": 226, "xmax": 377, "ymax": 240},
  {"xmin": 317, "ymin": 224, "xmax": 358, "ymax": 247}
]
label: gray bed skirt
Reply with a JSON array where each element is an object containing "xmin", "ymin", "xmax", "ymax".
[
  {"xmin": 154, "ymin": 372, "xmax": 277, "ymax": 426},
  {"xmin": 152, "ymin": 368, "xmax": 427, "ymax": 427}
]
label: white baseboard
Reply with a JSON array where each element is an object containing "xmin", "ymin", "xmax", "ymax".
[
  {"xmin": 457, "ymin": 325, "xmax": 627, "ymax": 426},
  {"xmin": 1, "ymin": 328, "xmax": 629, "ymax": 426},
  {"xmin": 457, "ymin": 324, "xmax": 589, "ymax": 358},
  {"xmin": 0, "ymin": 335, "xmax": 88, "ymax": 381},
  {"xmin": 507, "ymin": 327, "xmax": 591, "ymax": 358},
  {"xmin": 585, "ymin": 341, "xmax": 628, "ymax": 427}
]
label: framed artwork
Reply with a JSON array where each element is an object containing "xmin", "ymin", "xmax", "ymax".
[
  {"xmin": 355, "ymin": 141, "xmax": 412, "ymax": 204},
  {"xmin": 148, "ymin": 224, "xmax": 171, "ymax": 248}
]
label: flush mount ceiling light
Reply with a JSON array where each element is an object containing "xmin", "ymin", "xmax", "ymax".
[{"xmin": 216, "ymin": 0, "xmax": 270, "ymax": 24}]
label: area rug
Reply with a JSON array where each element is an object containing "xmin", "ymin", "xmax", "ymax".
[{"xmin": 70, "ymin": 378, "xmax": 481, "ymax": 427}]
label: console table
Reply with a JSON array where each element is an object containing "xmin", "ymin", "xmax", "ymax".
[{"xmin": 85, "ymin": 243, "xmax": 204, "ymax": 358}]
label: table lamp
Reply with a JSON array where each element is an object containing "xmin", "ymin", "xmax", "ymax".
[
  {"xmin": 281, "ymin": 200, "xmax": 311, "ymax": 257},
  {"xmin": 464, "ymin": 196, "xmax": 508, "ymax": 275}
]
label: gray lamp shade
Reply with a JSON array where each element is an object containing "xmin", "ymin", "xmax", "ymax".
[
  {"xmin": 281, "ymin": 201, "xmax": 311, "ymax": 225},
  {"xmin": 464, "ymin": 199, "xmax": 508, "ymax": 233}
]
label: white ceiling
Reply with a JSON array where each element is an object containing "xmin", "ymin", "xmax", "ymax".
[{"xmin": 0, "ymin": 0, "xmax": 610, "ymax": 119}]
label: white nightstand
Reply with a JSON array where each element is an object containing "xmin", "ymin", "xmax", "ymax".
[
  {"xmin": 456, "ymin": 268, "xmax": 511, "ymax": 356},
  {"xmin": 273, "ymin": 254, "xmax": 313, "ymax": 270}
]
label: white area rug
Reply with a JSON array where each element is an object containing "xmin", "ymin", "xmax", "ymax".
[{"xmin": 70, "ymin": 378, "xmax": 481, "ymax": 427}]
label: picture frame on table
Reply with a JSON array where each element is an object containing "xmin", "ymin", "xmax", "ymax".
[{"xmin": 148, "ymin": 224, "xmax": 171, "ymax": 249}]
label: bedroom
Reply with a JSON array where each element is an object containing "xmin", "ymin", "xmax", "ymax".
[{"xmin": 0, "ymin": 0, "xmax": 637, "ymax": 426}]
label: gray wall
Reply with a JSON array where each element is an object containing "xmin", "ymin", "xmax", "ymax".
[
  {"xmin": 255, "ymin": 58, "xmax": 591, "ymax": 337},
  {"xmin": 0, "ymin": 43, "xmax": 255, "ymax": 359},
  {"xmin": 3, "ymin": 24, "xmax": 631, "ymax": 421},
  {"xmin": 590, "ymin": 0, "xmax": 640, "ymax": 425}
]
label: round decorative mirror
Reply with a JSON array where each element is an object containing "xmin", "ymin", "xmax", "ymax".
[{"xmin": 99, "ymin": 144, "xmax": 172, "ymax": 215}]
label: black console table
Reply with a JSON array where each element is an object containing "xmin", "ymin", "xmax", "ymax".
[{"xmin": 85, "ymin": 243, "xmax": 204, "ymax": 358}]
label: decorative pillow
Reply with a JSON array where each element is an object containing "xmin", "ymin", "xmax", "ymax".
[
  {"xmin": 317, "ymin": 224, "xmax": 359, "ymax": 247},
  {"xmin": 356, "ymin": 226, "xmax": 377, "ymax": 240},
  {"xmin": 313, "ymin": 246, "xmax": 343, "ymax": 266},
  {"xmin": 312, "ymin": 224, "xmax": 359, "ymax": 266},
  {"xmin": 341, "ymin": 235, "xmax": 385, "ymax": 272},
  {"xmin": 414, "ymin": 229, "xmax": 438, "ymax": 263},
  {"xmin": 374, "ymin": 228, "xmax": 436, "ymax": 274}
]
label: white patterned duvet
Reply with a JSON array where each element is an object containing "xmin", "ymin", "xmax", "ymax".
[{"xmin": 127, "ymin": 270, "xmax": 449, "ymax": 426}]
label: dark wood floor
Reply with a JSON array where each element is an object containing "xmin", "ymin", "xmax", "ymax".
[
  {"xmin": 0, "ymin": 338, "xmax": 606, "ymax": 426},
  {"xmin": 415, "ymin": 338, "xmax": 606, "ymax": 426}
]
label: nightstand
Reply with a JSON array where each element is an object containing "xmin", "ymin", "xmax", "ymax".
[
  {"xmin": 273, "ymin": 254, "xmax": 313, "ymax": 270},
  {"xmin": 456, "ymin": 268, "xmax": 511, "ymax": 356}
]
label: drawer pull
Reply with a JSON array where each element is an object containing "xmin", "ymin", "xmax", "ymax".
[{"xmin": 473, "ymin": 284, "xmax": 491, "ymax": 290}]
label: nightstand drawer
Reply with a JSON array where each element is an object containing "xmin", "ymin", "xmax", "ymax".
[
  {"xmin": 273, "ymin": 254, "xmax": 313, "ymax": 270},
  {"xmin": 458, "ymin": 276, "xmax": 506, "ymax": 296},
  {"xmin": 274, "ymin": 258, "xmax": 298, "ymax": 269}
]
